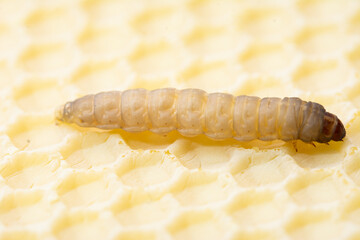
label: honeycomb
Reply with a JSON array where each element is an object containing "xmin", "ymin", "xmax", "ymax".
[{"xmin": 0, "ymin": 0, "xmax": 360, "ymax": 239}]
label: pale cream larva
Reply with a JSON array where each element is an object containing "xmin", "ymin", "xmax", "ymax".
[{"xmin": 55, "ymin": 88, "xmax": 346, "ymax": 143}]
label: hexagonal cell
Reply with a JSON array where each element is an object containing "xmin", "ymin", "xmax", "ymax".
[
  {"xmin": 6, "ymin": 115, "xmax": 74, "ymax": 150},
  {"xmin": 114, "ymin": 230, "xmax": 157, "ymax": 240},
  {"xmin": 341, "ymin": 191, "xmax": 360, "ymax": 224},
  {"xmin": 0, "ymin": 24, "xmax": 26, "ymax": 60},
  {"xmin": 78, "ymin": 26, "xmax": 136, "ymax": 59},
  {"xmin": 12, "ymin": 79, "xmax": 65, "ymax": 113},
  {"xmin": 61, "ymin": 134, "xmax": 130, "ymax": 169},
  {"xmin": 347, "ymin": 231, "xmax": 360, "ymax": 240},
  {"xmin": 294, "ymin": 25, "xmax": 350, "ymax": 56},
  {"xmin": 170, "ymin": 171, "xmax": 233, "ymax": 206},
  {"xmin": 343, "ymin": 147, "xmax": 360, "ymax": 186},
  {"xmin": 343, "ymin": 90, "xmax": 360, "ymax": 117},
  {"xmin": 132, "ymin": 7, "xmax": 191, "ymax": 39},
  {"xmin": 129, "ymin": 76, "xmax": 171, "ymax": 90},
  {"xmin": 52, "ymin": 211, "xmax": 118, "ymax": 240},
  {"xmin": 237, "ymin": 7, "xmax": 299, "ymax": 41},
  {"xmin": 239, "ymin": 43, "xmax": 297, "ymax": 75},
  {"xmin": 297, "ymin": 0, "xmax": 358, "ymax": 23},
  {"xmin": 188, "ymin": 0, "xmax": 241, "ymax": 25},
  {"xmin": 346, "ymin": 113, "xmax": 360, "ymax": 147},
  {"xmin": 0, "ymin": 231, "xmax": 39, "ymax": 240},
  {"xmin": 25, "ymin": 7, "xmax": 84, "ymax": 41},
  {"xmin": 82, "ymin": 0, "xmax": 142, "ymax": 27},
  {"xmin": 71, "ymin": 61, "xmax": 130, "ymax": 94},
  {"xmin": 0, "ymin": 0, "xmax": 32, "ymax": 23},
  {"xmin": 178, "ymin": 61, "xmax": 240, "ymax": 92},
  {"xmin": 167, "ymin": 210, "xmax": 234, "ymax": 240},
  {"xmin": 0, "ymin": 135, "xmax": 17, "ymax": 159},
  {"xmin": 349, "ymin": 9, "xmax": 360, "ymax": 34},
  {"xmin": 184, "ymin": 26, "xmax": 242, "ymax": 57},
  {"xmin": 285, "ymin": 210, "xmax": 350, "ymax": 240},
  {"xmin": 224, "ymin": 190, "xmax": 287, "ymax": 226},
  {"xmin": 231, "ymin": 230, "xmax": 282, "ymax": 240},
  {"xmin": 0, "ymin": 62, "xmax": 15, "ymax": 89},
  {"xmin": 169, "ymin": 139, "xmax": 237, "ymax": 170},
  {"xmin": 119, "ymin": 129, "xmax": 183, "ymax": 150},
  {"xmin": 235, "ymin": 76, "xmax": 295, "ymax": 98},
  {"xmin": 285, "ymin": 170, "xmax": 349, "ymax": 206},
  {"xmin": 128, "ymin": 41, "xmax": 186, "ymax": 76},
  {"xmin": 110, "ymin": 190, "xmax": 179, "ymax": 226},
  {"xmin": 348, "ymin": 44, "xmax": 360, "ymax": 70},
  {"xmin": 56, "ymin": 171, "xmax": 119, "ymax": 208},
  {"xmin": 116, "ymin": 150, "xmax": 182, "ymax": 188},
  {"xmin": 290, "ymin": 139, "xmax": 346, "ymax": 169},
  {"xmin": 60, "ymin": 132, "xmax": 110, "ymax": 160},
  {"xmin": 0, "ymin": 152, "xmax": 60, "ymax": 189},
  {"xmin": 36, "ymin": 0, "xmax": 74, "ymax": 8},
  {"xmin": 229, "ymin": 149, "xmax": 300, "ymax": 187},
  {"xmin": 292, "ymin": 60, "xmax": 351, "ymax": 93},
  {"xmin": 18, "ymin": 44, "xmax": 77, "ymax": 76},
  {"xmin": 0, "ymin": 191, "xmax": 55, "ymax": 226}
]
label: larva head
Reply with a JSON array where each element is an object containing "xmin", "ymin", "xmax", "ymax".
[{"xmin": 318, "ymin": 112, "xmax": 346, "ymax": 143}]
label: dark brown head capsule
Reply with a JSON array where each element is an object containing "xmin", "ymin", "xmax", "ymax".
[{"xmin": 317, "ymin": 112, "xmax": 346, "ymax": 143}]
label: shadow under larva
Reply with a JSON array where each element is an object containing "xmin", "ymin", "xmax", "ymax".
[{"xmin": 55, "ymin": 88, "xmax": 346, "ymax": 145}]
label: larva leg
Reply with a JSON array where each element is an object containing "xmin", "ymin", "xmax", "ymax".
[{"xmin": 292, "ymin": 141, "xmax": 298, "ymax": 152}]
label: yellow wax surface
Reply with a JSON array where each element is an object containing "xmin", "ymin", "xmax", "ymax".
[{"xmin": 0, "ymin": 0, "xmax": 360, "ymax": 239}]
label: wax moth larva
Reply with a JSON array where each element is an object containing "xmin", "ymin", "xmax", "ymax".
[{"xmin": 55, "ymin": 88, "xmax": 346, "ymax": 143}]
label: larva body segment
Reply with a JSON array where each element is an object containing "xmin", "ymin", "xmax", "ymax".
[
  {"xmin": 277, "ymin": 97, "xmax": 300, "ymax": 141},
  {"xmin": 56, "ymin": 88, "xmax": 346, "ymax": 143},
  {"xmin": 176, "ymin": 89, "xmax": 207, "ymax": 137},
  {"xmin": 258, "ymin": 97, "xmax": 281, "ymax": 141},
  {"xmin": 234, "ymin": 96, "xmax": 261, "ymax": 141},
  {"xmin": 205, "ymin": 93, "xmax": 234, "ymax": 139},
  {"xmin": 94, "ymin": 91, "xmax": 122, "ymax": 129},
  {"xmin": 148, "ymin": 88, "xmax": 177, "ymax": 134},
  {"xmin": 121, "ymin": 88, "xmax": 148, "ymax": 132}
]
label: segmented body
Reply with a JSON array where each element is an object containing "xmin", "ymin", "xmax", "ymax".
[{"xmin": 55, "ymin": 88, "xmax": 346, "ymax": 143}]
